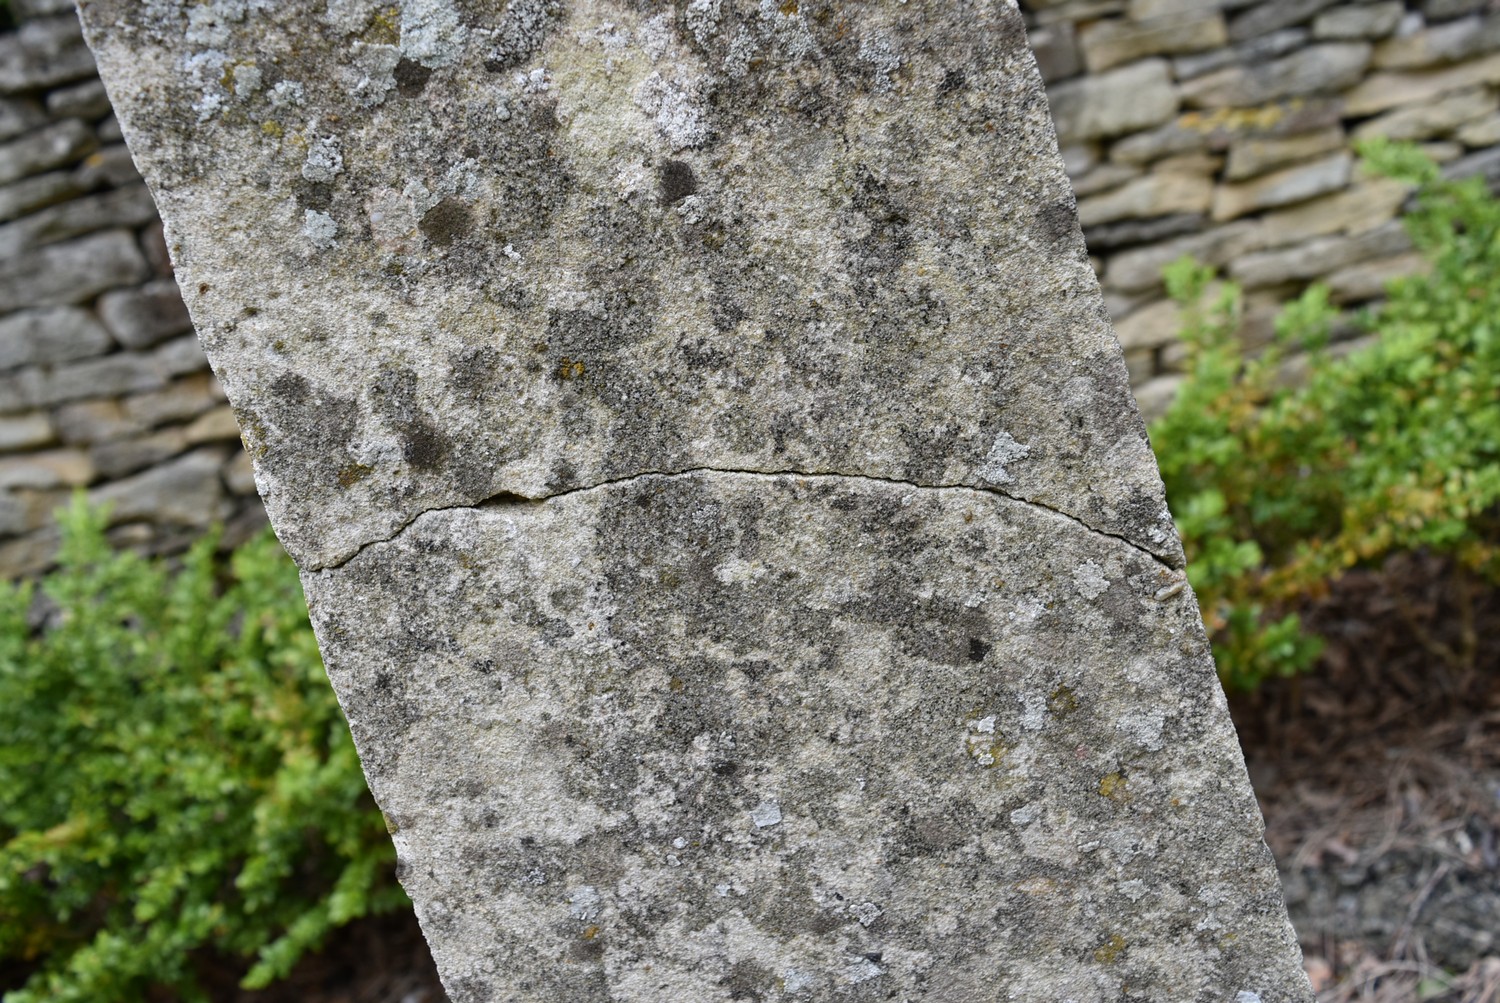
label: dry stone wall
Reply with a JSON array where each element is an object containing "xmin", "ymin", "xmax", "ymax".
[
  {"xmin": 2, "ymin": 0, "xmax": 1499, "ymax": 577},
  {"xmin": 0, "ymin": 0, "xmax": 264, "ymax": 578},
  {"xmin": 1026, "ymin": 0, "xmax": 1500, "ymax": 415}
]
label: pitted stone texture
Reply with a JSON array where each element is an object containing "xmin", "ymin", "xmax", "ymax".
[
  {"xmin": 80, "ymin": 0, "xmax": 1179, "ymax": 571},
  {"xmin": 307, "ymin": 472, "xmax": 1310, "ymax": 1003}
]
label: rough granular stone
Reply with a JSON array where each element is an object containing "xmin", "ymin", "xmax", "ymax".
[{"xmin": 80, "ymin": 2, "xmax": 1313, "ymax": 1000}]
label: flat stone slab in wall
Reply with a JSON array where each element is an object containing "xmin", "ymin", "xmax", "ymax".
[{"xmin": 80, "ymin": 1, "xmax": 1312, "ymax": 999}]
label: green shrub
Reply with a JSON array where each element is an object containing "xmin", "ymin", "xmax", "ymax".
[
  {"xmin": 0, "ymin": 500, "xmax": 403, "ymax": 1003},
  {"xmin": 1151, "ymin": 140, "xmax": 1500, "ymax": 689}
]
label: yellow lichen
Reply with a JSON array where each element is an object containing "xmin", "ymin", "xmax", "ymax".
[
  {"xmin": 1098, "ymin": 772, "xmax": 1129, "ymax": 802},
  {"xmin": 1093, "ymin": 934, "xmax": 1126, "ymax": 964},
  {"xmin": 337, "ymin": 462, "xmax": 374, "ymax": 487}
]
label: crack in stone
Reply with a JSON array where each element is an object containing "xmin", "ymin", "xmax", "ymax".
[{"xmin": 309, "ymin": 468, "xmax": 1179, "ymax": 573}]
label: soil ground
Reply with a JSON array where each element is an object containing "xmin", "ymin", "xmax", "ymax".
[{"xmin": 205, "ymin": 553, "xmax": 1500, "ymax": 1003}]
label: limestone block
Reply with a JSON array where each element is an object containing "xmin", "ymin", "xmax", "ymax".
[
  {"xmin": 1212, "ymin": 151, "xmax": 1352, "ymax": 221},
  {"xmin": 121, "ymin": 373, "xmax": 221, "ymax": 427},
  {"xmin": 1028, "ymin": 21, "xmax": 1082, "ymax": 82},
  {"xmin": 53, "ymin": 398, "xmax": 146, "ymax": 445},
  {"xmin": 1424, "ymin": 0, "xmax": 1488, "ymax": 20},
  {"xmin": 1070, "ymin": 162, "xmax": 1142, "ymax": 198},
  {"xmin": 1224, "ymin": 125, "xmax": 1346, "ymax": 180},
  {"xmin": 1181, "ymin": 42, "xmax": 1370, "ymax": 107},
  {"xmin": 0, "ymin": 448, "xmax": 93, "ymax": 490},
  {"xmin": 1082, "ymin": 212, "xmax": 1203, "ymax": 251},
  {"xmin": 20, "ymin": 353, "xmax": 168, "ymax": 408},
  {"xmin": 1373, "ymin": 14, "xmax": 1500, "ymax": 68},
  {"xmin": 0, "ymin": 306, "xmax": 113, "ymax": 370},
  {"xmin": 0, "ymin": 487, "xmax": 69, "ymax": 537},
  {"xmin": 0, "ymin": 119, "xmax": 97, "ymax": 186},
  {"xmin": 1230, "ymin": 220, "xmax": 1411, "ymax": 286},
  {"xmin": 1325, "ymin": 251, "xmax": 1431, "ymax": 302},
  {"xmin": 1441, "ymin": 144, "xmax": 1500, "ymax": 184},
  {"xmin": 185, "ymin": 406, "xmax": 243, "ymax": 445},
  {"xmin": 1313, "ymin": 2, "xmax": 1404, "ymax": 40},
  {"xmin": 0, "ymin": 16, "xmax": 97, "ymax": 94},
  {"xmin": 46, "ymin": 79, "xmax": 112, "ymax": 120},
  {"xmin": 1111, "ymin": 297, "xmax": 1184, "ymax": 352},
  {"xmin": 90, "ymin": 428, "xmax": 190, "ymax": 480},
  {"xmin": 1229, "ymin": 0, "xmax": 1342, "ymax": 42},
  {"xmin": 0, "ymin": 527, "xmax": 60, "ymax": 577},
  {"xmin": 1123, "ymin": 345, "xmax": 1155, "ymax": 383},
  {"xmin": 1174, "ymin": 27, "xmax": 1308, "ymax": 80},
  {"xmin": 222, "ymin": 448, "xmax": 257, "ymax": 495},
  {"xmin": 153, "ymin": 334, "xmax": 212, "ymax": 378},
  {"xmin": 0, "ymin": 183, "xmax": 158, "ymax": 257},
  {"xmin": 1245, "ymin": 178, "xmax": 1412, "ymax": 250},
  {"xmin": 1457, "ymin": 112, "xmax": 1500, "ymax": 145},
  {"xmin": 80, "ymin": 2, "xmax": 1313, "ymax": 999},
  {"xmin": 1131, "ymin": 373, "xmax": 1184, "ymax": 419},
  {"xmin": 0, "ymin": 97, "xmax": 45, "ymax": 143},
  {"xmin": 1128, "ymin": 0, "xmax": 1226, "ymax": 20},
  {"xmin": 0, "ymin": 229, "xmax": 149, "ymax": 312},
  {"xmin": 1109, "ymin": 120, "xmax": 1213, "ymax": 165},
  {"xmin": 140, "ymin": 220, "xmax": 174, "ymax": 277},
  {"xmin": 1078, "ymin": 171, "xmax": 1214, "ymax": 226},
  {"xmin": 0, "ymin": 170, "xmax": 79, "ymax": 223},
  {"xmin": 97, "ymin": 278, "xmax": 195, "ymax": 349},
  {"xmin": 1048, "ymin": 59, "xmax": 1179, "ymax": 141},
  {"xmin": 1104, "ymin": 220, "xmax": 1260, "ymax": 290},
  {"xmin": 1342, "ymin": 52, "xmax": 1500, "ymax": 115},
  {"xmin": 1078, "ymin": 13, "xmax": 1228, "ymax": 73},
  {"xmin": 90, "ymin": 447, "xmax": 229, "ymax": 528},
  {"xmin": 71, "ymin": 144, "xmax": 143, "ymax": 190},
  {"xmin": 0, "ymin": 412, "xmax": 54, "ymax": 451},
  {"xmin": 1352, "ymin": 86, "xmax": 1498, "ymax": 141},
  {"xmin": 13, "ymin": 0, "xmax": 81, "ymax": 21}
]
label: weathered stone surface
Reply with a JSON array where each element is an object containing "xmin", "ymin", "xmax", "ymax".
[
  {"xmin": 223, "ymin": 449, "xmax": 257, "ymax": 495},
  {"xmin": 1128, "ymin": 0, "xmax": 1224, "ymax": 19},
  {"xmin": 1070, "ymin": 162, "xmax": 1142, "ymax": 198},
  {"xmin": 1174, "ymin": 27, "xmax": 1309, "ymax": 80},
  {"xmin": 1077, "ymin": 12, "xmax": 1227, "ymax": 72},
  {"xmin": 121, "ymin": 373, "xmax": 222, "ymax": 428},
  {"xmin": 1229, "ymin": 0, "xmax": 1341, "ymax": 42},
  {"xmin": 90, "ymin": 428, "xmax": 189, "ymax": 479},
  {"xmin": 0, "ymin": 183, "xmax": 157, "ymax": 256},
  {"xmin": 1245, "ymin": 177, "xmax": 1411, "ymax": 249},
  {"xmin": 1424, "ymin": 0, "xmax": 1487, "ymax": 21},
  {"xmin": 1028, "ymin": 20, "xmax": 1083, "ymax": 82},
  {"xmin": 1224, "ymin": 125, "xmax": 1346, "ymax": 180},
  {"xmin": 0, "ymin": 97, "xmax": 45, "ymax": 143},
  {"xmin": 1312, "ymin": 2, "xmax": 1403, "ymax": 40},
  {"xmin": 1112, "ymin": 296, "xmax": 1185, "ymax": 351},
  {"xmin": 1078, "ymin": 171, "xmax": 1214, "ymax": 226},
  {"xmin": 1342, "ymin": 52, "xmax": 1500, "ymax": 115},
  {"xmin": 1132, "ymin": 373, "xmax": 1183, "ymax": 420},
  {"xmin": 0, "ymin": 16, "xmax": 97, "ymax": 94},
  {"xmin": 0, "ymin": 169, "xmax": 80, "ymax": 223},
  {"xmin": 1352, "ymin": 85, "xmax": 1497, "ymax": 141},
  {"xmin": 1049, "ymin": 58, "xmax": 1179, "ymax": 141},
  {"xmin": 46, "ymin": 78, "xmax": 112, "ymax": 120},
  {"xmin": 90, "ymin": 447, "xmax": 229, "ymax": 528},
  {"xmin": 0, "ymin": 448, "xmax": 93, "ymax": 490},
  {"xmin": 0, "ymin": 306, "xmax": 114, "ymax": 370},
  {"xmin": 0, "ymin": 119, "xmax": 97, "ymax": 186},
  {"xmin": 0, "ymin": 229, "xmax": 148, "ymax": 312},
  {"xmin": 81, "ymin": 2, "xmax": 1311, "ymax": 1000},
  {"xmin": 1212, "ymin": 151, "xmax": 1352, "ymax": 220},
  {"xmin": 1105, "ymin": 220, "xmax": 1260, "ymax": 291},
  {"xmin": 1181, "ymin": 42, "xmax": 1370, "ymax": 107},
  {"xmin": 1081, "ymin": 212, "xmax": 1204, "ymax": 252},
  {"xmin": 70, "ymin": 143, "xmax": 143, "ymax": 189},
  {"xmin": 1372, "ymin": 14, "xmax": 1500, "ymax": 68},
  {"xmin": 19, "ymin": 352, "xmax": 168, "ymax": 408},
  {"xmin": 54, "ymin": 398, "xmax": 147, "ymax": 445},
  {"xmin": 97, "ymin": 278, "xmax": 194, "ymax": 349},
  {"xmin": 184, "ymin": 405, "xmax": 242, "ymax": 444}
]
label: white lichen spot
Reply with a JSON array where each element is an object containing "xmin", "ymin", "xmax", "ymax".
[
  {"xmin": 513, "ymin": 66, "xmax": 552, "ymax": 94},
  {"xmin": 1019, "ymin": 694, "xmax": 1046, "ymax": 732},
  {"xmin": 350, "ymin": 42, "xmax": 401, "ymax": 107},
  {"xmin": 503, "ymin": 243, "xmax": 522, "ymax": 261},
  {"xmin": 400, "ymin": 0, "xmax": 468, "ymax": 69},
  {"xmin": 181, "ymin": 49, "xmax": 230, "ymax": 122},
  {"xmin": 979, "ymin": 430, "xmax": 1030, "ymax": 485},
  {"xmin": 567, "ymin": 885, "xmax": 601, "ymax": 920},
  {"xmin": 1117, "ymin": 707, "xmax": 1165, "ymax": 752},
  {"xmin": 302, "ymin": 136, "xmax": 344, "ymax": 183},
  {"xmin": 965, "ymin": 717, "xmax": 1001, "ymax": 766},
  {"xmin": 230, "ymin": 62, "xmax": 261, "ymax": 99},
  {"xmin": 1117, "ymin": 879, "xmax": 1147, "ymax": 902},
  {"xmin": 1236, "ymin": 993, "xmax": 1263, "ymax": 1003},
  {"xmin": 367, "ymin": 187, "xmax": 419, "ymax": 253},
  {"xmin": 1009, "ymin": 803, "xmax": 1039, "ymax": 826},
  {"xmin": 714, "ymin": 557, "xmax": 767, "ymax": 585},
  {"xmin": 722, "ymin": 30, "xmax": 758, "ymax": 77},
  {"xmin": 185, "ymin": 0, "xmax": 273, "ymax": 46},
  {"xmin": 268, "ymin": 79, "xmax": 304, "ymax": 108},
  {"xmin": 845, "ymin": 957, "xmax": 884, "ymax": 984},
  {"xmin": 684, "ymin": 0, "xmax": 722, "ymax": 46},
  {"xmin": 638, "ymin": 12, "xmax": 674, "ymax": 61},
  {"xmin": 758, "ymin": 0, "xmax": 818, "ymax": 59},
  {"xmin": 783, "ymin": 969, "xmax": 814, "ymax": 993},
  {"xmin": 676, "ymin": 194, "xmax": 709, "ymax": 225},
  {"xmin": 973, "ymin": 715, "xmax": 995, "ymax": 735},
  {"xmin": 749, "ymin": 800, "xmax": 782, "ymax": 828},
  {"xmin": 1072, "ymin": 560, "xmax": 1109, "ymax": 600},
  {"xmin": 324, "ymin": 0, "xmax": 379, "ymax": 34},
  {"xmin": 634, "ymin": 71, "xmax": 710, "ymax": 150},
  {"xmin": 301, "ymin": 209, "xmax": 338, "ymax": 249},
  {"xmin": 858, "ymin": 34, "xmax": 902, "ymax": 90},
  {"xmin": 852, "ymin": 902, "xmax": 882, "ymax": 927}
]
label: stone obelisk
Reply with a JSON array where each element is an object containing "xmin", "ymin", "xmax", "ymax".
[{"xmin": 80, "ymin": 1, "xmax": 1312, "ymax": 999}]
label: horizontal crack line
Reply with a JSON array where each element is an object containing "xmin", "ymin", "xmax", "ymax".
[{"xmin": 310, "ymin": 468, "xmax": 1177, "ymax": 573}]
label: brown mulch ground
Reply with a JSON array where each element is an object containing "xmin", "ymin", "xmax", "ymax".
[{"xmin": 191, "ymin": 553, "xmax": 1500, "ymax": 1003}]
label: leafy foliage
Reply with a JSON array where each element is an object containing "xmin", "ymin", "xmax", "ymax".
[
  {"xmin": 1151, "ymin": 140, "xmax": 1500, "ymax": 689},
  {"xmin": 0, "ymin": 500, "xmax": 403, "ymax": 1003}
]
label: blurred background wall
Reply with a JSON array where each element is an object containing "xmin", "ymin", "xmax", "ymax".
[{"xmin": 0, "ymin": 0, "xmax": 1495, "ymax": 578}]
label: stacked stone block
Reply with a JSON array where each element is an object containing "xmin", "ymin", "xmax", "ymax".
[
  {"xmin": 0, "ymin": 0, "xmax": 262, "ymax": 578},
  {"xmin": 1027, "ymin": 0, "xmax": 1500, "ymax": 416}
]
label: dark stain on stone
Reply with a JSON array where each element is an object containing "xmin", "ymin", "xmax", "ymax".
[
  {"xmin": 968, "ymin": 637, "xmax": 991, "ymax": 662},
  {"xmin": 660, "ymin": 159, "xmax": 697, "ymax": 205},
  {"xmin": 1037, "ymin": 197, "xmax": 1081, "ymax": 246},
  {"xmin": 420, "ymin": 198, "xmax": 474, "ymax": 246},
  {"xmin": 393, "ymin": 57, "xmax": 433, "ymax": 95},
  {"xmin": 402, "ymin": 420, "xmax": 450, "ymax": 470},
  {"xmin": 937, "ymin": 67, "xmax": 967, "ymax": 96},
  {"xmin": 294, "ymin": 180, "xmax": 333, "ymax": 211}
]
